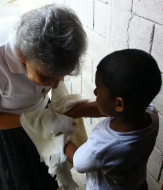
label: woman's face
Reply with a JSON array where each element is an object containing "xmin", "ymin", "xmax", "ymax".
[{"xmin": 25, "ymin": 62, "xmax": 64, "ymax": 89}]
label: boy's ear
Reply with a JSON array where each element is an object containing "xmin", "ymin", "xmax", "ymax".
[{"xmin": 115, "ymin": 97, "xmax": 125, "ymax": 112}]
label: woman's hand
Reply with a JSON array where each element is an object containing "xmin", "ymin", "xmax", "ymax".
[{"xmin": 64, "ymin": 101, "xmax": 105, "ymax": 119}]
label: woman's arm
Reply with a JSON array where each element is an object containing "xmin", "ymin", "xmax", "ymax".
[
  {"xmin": 64, "ymin": 101, "xmax": 105, "ymax": 119},
  {"xmin": 0, "ymin": 112, "xmax": 21, "ymax": 130}
]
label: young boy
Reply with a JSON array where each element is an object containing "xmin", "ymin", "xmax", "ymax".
[{"xmin": 64, "ymin": 49, "xmax": 162, "ymax": 190}]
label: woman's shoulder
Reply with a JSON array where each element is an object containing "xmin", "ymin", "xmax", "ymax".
[{"xmin": 0, "ymin": 15, "xmax": 20, "ymax": 47}]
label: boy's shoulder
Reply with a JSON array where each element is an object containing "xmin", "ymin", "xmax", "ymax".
[{"xmin": 88, "ymin": 104, "xmax": 158, "ymax": 156}]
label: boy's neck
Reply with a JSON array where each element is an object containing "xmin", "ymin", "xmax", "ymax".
[{"xmin": 110, "ymin": 110, "xmax": 152, "ymax": 132}]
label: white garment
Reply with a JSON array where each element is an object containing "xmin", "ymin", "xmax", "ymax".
[
  {"xmin": 73, "ymin": 104, "xmax": 159, "ymax": 190},
  {"xmin": 20, "ymin": 81, "xmax": 89, "ymax": 190},
  {"xmin": 0, "ymin": 16, "xmax": 51, "ymax": 115}
]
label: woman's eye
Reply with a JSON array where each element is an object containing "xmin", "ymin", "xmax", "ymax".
[{"xmin": 39, "ymin": 72, "xmax": 49, "ymax": 78}]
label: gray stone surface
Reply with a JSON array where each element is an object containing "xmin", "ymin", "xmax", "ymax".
[
  {"xmin": 98, "ymin": 0, "xmax": 108, "ymax": 4},
  {"xmin": 113, "ymin": 0, "xmax": 133, "ymax": 12},
  {"xmin": 69, "ymin": 74, "xmax": 82, "ymax": 94},
  {"xmin": 92, "ymin": 59, "xmax": 98, "ymax": 86},
  {"xmin": 159, "ymin": 169, "xmax": 163, "ymax": 186},
  {"xmin": 151, "ymin": 25, "xmax": 163, "ymax": 72},
  {"xmin": 147, "ymin": 172, "xmax": 161, "ymax": 190},
  {"xmin": 0, "ymin": 0, "xmax": 21, "ymax": 19},
  {"xmin": 147, "ymin": 147, "xmax": 163, "ymax": 181},
  {"xmin": 70, "ymin": 0, "xmax": 94, "ymax": 29},
  {"xmin": 133, "ymin": 0, "xmax": 163, "ymax": 25},
  {"xmin": 44, "ymin": 0, "xmax": 70, "ymax": 5},
  {"xmin": 128, "ymin": 15, "xmax": 154, "ymax": 53},
  {"xmin": 82, "ymin": 75, "xmax": 96, "ymax": 100},
  {"xmin": 152, "ymin": 75, "xmax": 163, "ymax": 117},
  {"xmin": 64, "ymin": 78, "xmax": 72, "ymax": 94},
  {"xmin": 109, "ymin": 7, "xmax": 132, "ymax": 52},
  {"xmin": 84, "ymin": 26, "xmax": 108, "ymax": 63},
  {"xmin": 94, "ymin": 0, "xmax": 111, "ymax": 37},
  {"xmin": 155, "ymin": 114, "xmax": 163, "ymax": 153},
  {"xmin": 83, "ymin": 54, "xmax": 93, "ymax": 83}
]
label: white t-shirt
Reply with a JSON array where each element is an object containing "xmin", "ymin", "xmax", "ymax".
[
  {"xmin": 0, "ymin": 16, "xmax": 51, "ymax": 115},
  {"xmin": 73, "ymin": 104, "xmax": 159, "ymax": 190}
]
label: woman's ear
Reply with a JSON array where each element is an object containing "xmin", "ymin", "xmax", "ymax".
[
  {"xmin": 18, "ymin": 52, "xmax": 26, "ymax": 64},
  {"xmin": 115, "ymin": 97, "xmax": 125, "ymax": 112}
]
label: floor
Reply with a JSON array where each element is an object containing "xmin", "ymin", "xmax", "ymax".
[{"xmin": 57, "ymin": 168, "xmax": 86, "ymax": 190}]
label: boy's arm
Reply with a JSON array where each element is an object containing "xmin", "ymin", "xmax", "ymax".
[
  {"xmin": 64, "ymin": 141, "xmax": 99, "ymax": 173},
  {"xmin": 64, "ymin": 101, "xmax": 105, "ymax": 119},
  {"xmin": 64, "ymin": 141, "xmax": 78, "ymax": 164}
]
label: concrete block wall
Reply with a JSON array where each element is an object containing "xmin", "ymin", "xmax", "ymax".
[{"xmin": 62, "ymin": 1, "xmax": 163, "ymax": 189}]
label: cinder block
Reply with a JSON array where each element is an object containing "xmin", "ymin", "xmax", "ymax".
[
  {"xmin": 147, "ymin": 147, "xmax": 163, "ymax": 181},
  {"xmin": 109, "ymin": 8, "xmax": 132, "ymax": 52},
  {"xmin": 159, "ymin": 169, "xmax": 163, "ymax": 186},
  {"xmin": 0, "ymin": 0, "xmax": 11, "ymax": 5},
  {"xmin": 70, "ymin": 0, "xmax": 94, "ymax": 29},
  {"xmin": 84, "ymin": 118, "xmax": 93, "ymax": 135},
  {"xmin": 147, "ymin": 171, "xmax": 161, "ymax": 190},
  {"xmin": 151, "ymin": 25, "xmax": 163, "ymax": 72},
  {"xmin": 92, "ymin": 117, "xmax": 105, "ymax": 127},
  {"xmin": 128, "ymin": 16, "xmax": 154, "ymax": 53},
  {"xmin": 152, "ymin": 75, "xmax": 163, "ymax": 117},
  {"xmin": 155, "ymin": 114, "xmax": 163, "ymax": 153},
  {"xmin": 44, "ymin": 0, "xmax": 70, "ymax": 5},
  {"xmin": 92, "ymin": 59, "xmax": 98, "ymax": 86},
  {"xmin": 133, "ymin": 0, "xmax": 163, "ymax": 25},
  {"xmin": 84, "ymin": 26, "xmax": 108, "ymax": 63},
  {"xmin": 112, "ymin": 0, "xmax": 133, "ymax": 12},
  {"xmin": 69, "ymin": 74, "xmax": 82, "ymax": 93},
  {"xmin": 98, "ymin": 0, "xmax": 109, "ymax": 4},
  {"xmin": 82, "ymin": 75, "xmax": 96, "ymax": 100},
  {"xmin": 72, "ymin": 83, "xmax": 81, "ymax": 94},
  {"xmin": 0, "ymin": 2, "xmax": 21, "ymax": 19},
  {"xmin": 82, "ymin": 54, "xmax": 93, "ymax": 83},
  {"xmin": 94, "ymin": 1, "xmax": 111, "ymax": 37},
  {"xmin": 64, "ymin": 79, "xmax": 72, "ymax": 94}
]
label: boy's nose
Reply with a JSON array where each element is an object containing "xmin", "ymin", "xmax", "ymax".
[{"xmin": 94, "ymin": 88, "xmax": 98, "ymax": 96}]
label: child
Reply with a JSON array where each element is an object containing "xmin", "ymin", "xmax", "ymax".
[{"xmin": 64, "ymin": 49, "xmax": 162, "ymax": 190}]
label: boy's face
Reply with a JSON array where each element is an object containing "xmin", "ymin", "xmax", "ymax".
[{"xmin": 94, "ymin": 71, "xmax": 117, "ymax": 117}]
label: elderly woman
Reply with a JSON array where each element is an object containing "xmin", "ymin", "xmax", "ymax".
[{"xmin": 0, "ymin": 4, "xmax": 102, "ymax": 190}]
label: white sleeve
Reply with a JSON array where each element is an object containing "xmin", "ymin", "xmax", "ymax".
[{"xmin": 73, "ymin": 142, "xmax": 100, "ymax": 173}]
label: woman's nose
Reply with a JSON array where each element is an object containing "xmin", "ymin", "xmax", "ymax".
[{"xmin": 50, "ymin": 79, "xmax": 60, "ymax": 89}]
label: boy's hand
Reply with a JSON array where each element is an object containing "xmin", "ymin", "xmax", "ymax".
[{"xmin": 64, "ymin": 141, "xmax": 78, "ymax": 164}]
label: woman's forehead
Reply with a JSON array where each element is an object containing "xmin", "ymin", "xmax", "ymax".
[{"xmin": 34, "ymin": 63, "xmax": 71, "ymax": 78}]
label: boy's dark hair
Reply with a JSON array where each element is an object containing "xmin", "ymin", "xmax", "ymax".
[{"xmin": 97, "ymin": 49, "xmax": 162, "ymax": 111}]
